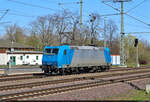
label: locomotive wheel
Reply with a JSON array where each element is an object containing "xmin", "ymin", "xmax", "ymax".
[
  {"xmin": 83, "ymin": 67, "xmax": 89, "ymax": 73},
  {"xmin": 67, "ymin": 68, "xmax": 72, "ymax": 75},
  {"xmin": 44, "ymin": 68, "xmax": 49, "ymax": 74},
  {"xmin": 59, "ymin": 69, "xmax": 65, "ymax": 75},
  {"xmin": 106, "ymin": 66, "xmax": 110, "ymax": 70},
  {"xmin": 76, "ymin": 68, "xmax": 80, "ymax": 74}
]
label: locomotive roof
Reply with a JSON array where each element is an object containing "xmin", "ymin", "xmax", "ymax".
[
  {"xmin": 45, "ymin": 45, "xmax": 106, "ymax": 50},
  {"xmin": 70, "ymin": 46, "xmax": 105, "ymax": 50}
]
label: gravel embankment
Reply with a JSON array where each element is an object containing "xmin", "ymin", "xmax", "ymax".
[
  {"xmin": 0, "ymin": 70, "xmax": 121, "ymax": 86},
  {"xmin": 1, "ymin": 69, "xmax": 150, "ymax": 100},
  {"xmin": 0, "ymin": 69, "xmax": 148, "ymax": 86},
  {"xmin": 31, "ymin": 78, "xmax": 150, "ymax": 100}
]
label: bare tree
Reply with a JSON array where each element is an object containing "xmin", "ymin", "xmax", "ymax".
[
  {"xmin": 106, "ymin": 19, "xmax": 118, "ymax": 48},
  {"xmin": 5, "ymin": 24, "xmax": 25, "ymax": 43},
  {"xmin": 54, "ymin": 10, "xmax": 71, "ymax": 44},
  {"xmin": 61, "ymin": 11, "xmax": 80, "ymax": 44},
  {"xmin": 5, "ymin": 24, "xmax": 17, "ymax": 42},
  {"xmin": 30, "ymin": 15, "xmax": 56, "ymax": 48}
]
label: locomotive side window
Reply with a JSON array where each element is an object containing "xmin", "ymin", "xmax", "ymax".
[{"xmin": 45, "ymin": 48, "xmax": 59, "ymax": 55}]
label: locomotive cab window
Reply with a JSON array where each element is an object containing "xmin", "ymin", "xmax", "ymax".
[{"xmin": 45, "ymin": 48, "xmax": 59, "ymax": 55}]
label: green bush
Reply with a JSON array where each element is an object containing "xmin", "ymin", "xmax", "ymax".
[{"xmin": 139, "ymin": 50, "xmax": 150, "ymax": 65}]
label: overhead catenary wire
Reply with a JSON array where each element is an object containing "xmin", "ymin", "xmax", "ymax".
[
  {"xmin": 100, "ymin": 13, "xmax": 121, "ymax": 17},
  {"xmin": 0, "ymin": 21, "xmax": 11, "ymax": 24},
  {"xmin": 125, "ymin": 32, "xmax": 150, "ymax": 34},
  {"xmin": 0, "ymin": 11, "xmax": 35, "ymax": 18},
  {"xmin": 41, "ymin": 0, "xmax": 58, "ymax": 4},
  {"xmin": 58, "ymin": 1, "xmax": 81, "ymax": 5},
  {"xmin": 7, "ymin": 0, "xmax": 59, "ymax": 11},
  {"xmin": 102, "ymin": 2, "xmax": 150, "ymax": 28},
  {"xmin": 0, "ymin": 8, "xmax": 34, "ymax": 15},
  {"xmin": 130, "ymin": 11, "xmax": 150, "ymax": 21},
  {"xmin": 125, "ymin": 14, "xmax": 150, "ymax": 28},
  {"xmin": 0, "ymin": 9, "xmax": 9, "ymax": 21},
  {"xmin": 120, "ymin": 21, "xmax": 150, "ymax": 30},
  {"xmin": 126, "ymin": 0, "xmax": 147, "ymax": 13},
  {"xmin": 8, "ymin": 12, "xmax": 35, "ymax": 18},
  {"xmin": 102, "ymin": 2, "xmax": 120, "ymax": 12}
]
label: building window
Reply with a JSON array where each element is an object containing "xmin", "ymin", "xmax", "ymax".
[
  {"xmin": 36, "ymin": 56, "xmax": 38, "ymax": 60},
  {"xmin": 27, "ymin": 56, "xmax": 29, "ymax": 59},
  {"xmin": 20, "ymin": 56, "xmax": 23, "ymax": 60}
]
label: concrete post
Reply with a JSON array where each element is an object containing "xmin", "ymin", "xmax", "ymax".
[{"xmin": 136, "ymin": 44, "xmax": 140, "ymax": 68}]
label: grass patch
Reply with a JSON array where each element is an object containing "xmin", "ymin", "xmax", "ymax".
[
  {"xmin": 120, "ymin": 90, "xmax": 150, "ymax": 101},
  {"xmin": 103, "ymin": 90, "xmax": 150, "ymax": 101},
  {"xmin": 112, "ymin": 63, "xmax": 150, "ymax": 68},
  {"xmin": 0, "ymin": 65, "xmax": 8, "ymax": 68}
]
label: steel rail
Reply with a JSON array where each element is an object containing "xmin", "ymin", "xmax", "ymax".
[
  {"xmin": 0, "ymin": 68, "xmax": 150, "ymax": 91},
  {"xmin": 0, "ymin": 66, "xmax": 149, "ymax": 82},
  {"xmin": 0, "ymin": 73, "xmax": 150, "ymax": 101}
]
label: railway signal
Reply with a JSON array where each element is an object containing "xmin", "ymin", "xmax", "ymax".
[
  {"xmin": 134, "ymin": 38, "xmax": 138, "ymax": 47},
  {"xmin": 134, "ymin": 38, "xmax": 140, "ymax": 68}
]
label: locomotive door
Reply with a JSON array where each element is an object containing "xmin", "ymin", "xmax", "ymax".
[{"xmin": 64, "ymin": 49, "xmax": 69, "ymax": 65}]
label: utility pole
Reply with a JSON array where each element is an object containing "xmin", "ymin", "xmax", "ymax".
[
  {"xmin": 80, "ymin": 0, "xmax": 83, "ymax": 28},
  {"xmin": 120, "ymin": 0, "xmax": 131, "ymax": 67},
  {"xmin": 120, "ymin": 0, "xmax": 126, "ymax": 67},
  {"xmin": 102, "ymin": 0, "xmax": 131, "ymax": 67}
]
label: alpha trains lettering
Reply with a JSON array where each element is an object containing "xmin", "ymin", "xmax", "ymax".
[{"xmin": 41, "ymin": 45, "xmax": 111, "ymax": 75}]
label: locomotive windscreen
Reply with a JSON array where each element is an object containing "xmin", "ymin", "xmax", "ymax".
[{"xmin": 44, "ymin": 48, "xmax": 59, "ymax": 55}]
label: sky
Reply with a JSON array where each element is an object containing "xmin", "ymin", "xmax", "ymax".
[{"xmin": 0, "ymin": 0, "xmax": 150, "ymax": 42}]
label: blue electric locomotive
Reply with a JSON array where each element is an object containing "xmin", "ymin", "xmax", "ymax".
[{"xmin": 42, "ymin": 45, "xmax": 111, "ymax": 74}]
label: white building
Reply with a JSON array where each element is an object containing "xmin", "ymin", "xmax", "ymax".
[{"xmin": 0, "ymin": 40, "xmax": 43, "ymax": 66}]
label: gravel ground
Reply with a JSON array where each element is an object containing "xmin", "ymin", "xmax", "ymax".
[
  {"xmin": 6, "ymin": 68, "xmax": 42, "ymax": 75},
  {"xmin": 0, "ymin": 70, "xmax": 4, "ymax": 75},
  {"xmin": 0, "ymin": 70, "xmax": 150, "ymax": 92},
  {"xmin": 0, "ymin": 70, "xmax": 120, "ymax": 86},
  {"xmin": 0, "ymin": 73, "xmax": 149, "ymax": 100},
  {"xmin": 0, "ymin": 79, "xmax": 95, "ymax": 95},
  {"xmin": 31, "ymin": 78, "xmax": 150, "ymax": 101},
  {"xmin": 1, "ymin": 69, "xmax": 150, "ymax": 100}
]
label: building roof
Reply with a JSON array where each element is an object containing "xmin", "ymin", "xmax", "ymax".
[
  {"xmin": 0, "ymin": 40, "xmax": 34, "ymax": 49},
  {"xmin": 7, "ymin": 51, "xmax": 43, "ymax": 54}
]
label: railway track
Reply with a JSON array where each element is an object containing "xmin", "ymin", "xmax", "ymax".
[
  {"xmin": 0, "ymin": 74, "xmax": 45, "ymax": 82},
  {"xmin": 0, "ymin": 72, "xmax": 150, "ymax": 101},
  {"xmin": 0, "ymin": 72, "xmax": 44, "ymax": 78},
  {"xmin": 0, "ymin": 68, "xmax": 150, "ymax": 91},
  {"xmin": 0, "ymin": 66, "xmax": 149, "ymax": 82}
]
